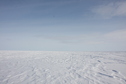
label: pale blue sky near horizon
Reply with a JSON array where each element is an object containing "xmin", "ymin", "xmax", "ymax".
[{"xmin": 0, "ymin": 0, "xmax": 126, "ymax": 51}]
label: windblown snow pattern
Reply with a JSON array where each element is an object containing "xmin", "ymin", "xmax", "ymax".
[{"xmin": 0, "ymin": 51, "xmax": 126, "ymax": 84}]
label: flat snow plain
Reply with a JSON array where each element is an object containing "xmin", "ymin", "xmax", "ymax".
[{"xmin": 0, "ymin": 51, "xmax": 126, "ymax": 84}]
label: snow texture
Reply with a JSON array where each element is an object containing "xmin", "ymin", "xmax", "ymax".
[{"xmin": 0, "ymin": 51, "xmax": 126, "ymax": 84}]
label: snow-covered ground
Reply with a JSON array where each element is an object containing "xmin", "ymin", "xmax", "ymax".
[{"xmin": 0, "ymin": 51, "xmax": 126, "ymax": 84}]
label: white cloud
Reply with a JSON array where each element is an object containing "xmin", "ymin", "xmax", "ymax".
[{"xmin": 92, "ymin": 1, "xmax": 126, "ymax": 19}]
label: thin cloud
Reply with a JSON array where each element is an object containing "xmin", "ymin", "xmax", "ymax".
[
  {"xmin": 40, "ymin": 33, "xmax": 104, "ymax": 44},
  {"xmin": 92, "ymin": 1, "xmax": 126, "ymax": 19},
  {"xmin": 40, "ymin": 29, "xmax": 126, "ymax": 45},
  {"xmin": 105, "ymin": 29, "xmax": 126, "ymax": 41}
]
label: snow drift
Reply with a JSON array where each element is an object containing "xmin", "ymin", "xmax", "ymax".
[{"xmin": 0, "ymin": 51, "xmax": 126, "ymax": 84}]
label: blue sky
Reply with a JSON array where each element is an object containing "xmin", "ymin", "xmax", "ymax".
[{"xmin": 0, "ymin": 0, "xmax": 126, "ymax": 51}]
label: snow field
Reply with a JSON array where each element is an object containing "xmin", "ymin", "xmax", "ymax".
[{"xmin": 0, "ymin": 51, "xmax": 126, "ymax": 84}]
